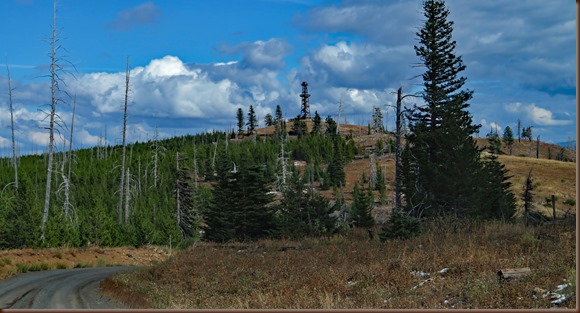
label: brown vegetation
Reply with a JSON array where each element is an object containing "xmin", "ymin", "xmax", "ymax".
[
  {"xmin": 0, "ymin": 246, "xmax": 172, "ymax": 280},
  {"xmin": 102, "ymin": 218, "xmax": 576, "ymax": 309}
]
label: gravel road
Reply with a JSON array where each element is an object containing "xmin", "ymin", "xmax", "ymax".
[{"xmin": 0, "ymin": 266, "xmax": 135, "ymax": 309}]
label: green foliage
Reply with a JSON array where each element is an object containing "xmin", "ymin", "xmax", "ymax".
[
  {"xmin": 326, "ymin": 138, "xmax": 346, "ymax": 188},
  {"xmin": 350, "ymin": 182, "xmax": 375, "ymax": 228},
  {"xmin": 563, "ymin": 198, "xmax": 576, "ymax": 206},
  {"xmin": 402, "ymin": 0, "xmax": 514, "ymax": 220},
  {"xmin": 277, "ymin": 174, "xmax": 337, "ymax": 238},
  {"xmin": 486, "ymin": 131, "xmax": 502, "ymax": 155},
  {"xmin": 264, "ymin": 113, "xmax": 274, "ymax": 127},
  {"xmin": 476, "ymin": 154, "xmax": 516, "ymax": 219},
  {"xmin": 503, "ymin": 126, "xmax": 514, "ymax": 154},
  {"xmin": 236, "ymin": 108, "xmax": 245, "ymax": 135},
  {"xmin": 311, "ymin": 111, "xmax": 322, "ymax": 135},
  {"xmin": 379, "ymin": 210, "xmax": 421, "ymax": 241},
  {"xmin": 203, "ymin": 152, "xmax": 276, "ymax": 242},
  {"xmin": 325, "ymin": 116, "xmax": 337, "ymax": 136},
  {"xmin": 247, "ymin": 105, "xmax": 258, "ymax": 133}
]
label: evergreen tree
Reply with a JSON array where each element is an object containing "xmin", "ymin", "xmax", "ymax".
[
  {"xmin": 264, "ymin": 113, "xmax": 274, "ymax": 127},
  {"xmin": 486, "ymin": 129, "xmax": 501, "ymax": 155},
  {"xmin": 476, "ymin": 154, "xmax": 516, "ymax": 219},
  {"xmin": 326, "ymin": 137, "xmax": 345, "ymax": 187},
  {"xmin": 291, "ymin": 114, "xmax": 308, "ymax": 138},
  {"xmin": 277, "ymin": 174, "xmax": 336, "ymax": 237},
  {"xmin": 405, "ymin": 0, "xmax": 483, "ymax": 216},
  {"xmin": 247, "ymin": 105, "xmax": 258, "ymax": 134},
  {"xmin": 325, "ymin": 115, "xmax": 338, "ymax": 136},
  {"xmin": 503, "ymin": 126, "xmax": 514, "ymax": 155},
  {"xmin": 236, "ymin": 108, "xmax": 245, "ymax": 136},
  {"xmin": 275, "ymin": 105, "xmax": 283, "ymax": 123},
  {"xmin": 311, "ymin": 111, "xmax": 322, "ymax": 135},
  {"xmin": 522, "ymin": 126, "xmax": 533, "ymax": 141},
  {"xmin": 350, "ymin": 182, "xmax": 375, "ymax": 228}
]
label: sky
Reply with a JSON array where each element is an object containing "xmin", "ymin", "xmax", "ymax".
[{"xmin": 0, "ymin": 0, "xmax": 576, "ymax": 156}]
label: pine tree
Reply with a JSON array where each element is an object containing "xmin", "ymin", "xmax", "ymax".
[
  {"xmin": 326, "ymin": 137, "xmax": 345, "ymax": 187},
  {"xmin": 325, "ymin": 115, "xmax": 338, "ymax": 136},
  {"xmin": 487, "ymin": 129, "xmax": 501, "ymax": 155},
  {"xmin": 311, "ymin": 111, "xmax": 322, "ymax": 135},
  {"xmin": 350, "ymin": 182, "xmax": 375, "ymax": 228},
  {"xmin": 476, "ymin": 154, "xmax": 516, "ymax": 219},
  {"xmin": 405, "ymin": 0, "xmax": 483, "ymax": 216},
  {"xmin": 247, "ymin": 105, "xmax": 257, "ymax": 134},
  {"xmin": 236, "ymin": 108, "xmax": 244, "ymax": 136},
  {"xmin": 264, "ymin": 113, "xmax": 274, "ymax": 127},
  {"xmin": 503, "ymin": 126, "xmax": 514, "ymax": 155},
  {"xmin": 275, "ymin": 105, "xmax": 283, "ymax": 123}
]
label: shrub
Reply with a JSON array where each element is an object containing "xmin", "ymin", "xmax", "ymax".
[
  {"xmin": 56, "ymin": 263, "xmax": 67, "ymax": 269},
  {"xmin": 563, "ymin": 198, "xmax": 576, "ymax": 206},
  {"xmin": 16, "ymin": 263, "xmax": 29, "ymax": 273},
  {"xmin": 379, "ymin": 210, "xmax": 421, "ymax": 241}
]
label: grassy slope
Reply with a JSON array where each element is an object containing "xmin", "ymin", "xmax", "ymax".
[
  {"xmin": 103, "ymin": 219, "xmax": 576, "ymax": 309},
  {"xmin": 102, "ymin": 124, "xmax": 577, "ymax": 309}
]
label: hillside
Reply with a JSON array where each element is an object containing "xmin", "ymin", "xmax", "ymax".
[
  {"xmin": 255, "ymin": 119, "xmax": 576, "ymax": 221},
  {"xmin": 0, "ymin": 119, "xmax": 575, "ymax": 249}
]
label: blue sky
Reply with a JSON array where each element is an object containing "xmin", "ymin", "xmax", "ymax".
[{"xmin": 0, "ymin": 0, "xmax": 576, "ymax": 155}]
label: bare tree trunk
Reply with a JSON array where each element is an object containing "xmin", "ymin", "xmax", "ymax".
[
  {"xmin": 118, "ymin": 56, "xmax": 130, "ymax": 224},
  {"xmin": 6, "ymin": 60, "xmax": 18, "ymax": 190},
  {"xmin": 125, "ymin": 167, "xmax": 130, "ymax": 224},
  {"xmin": 395, "ymin": 88, "xmax": 403, "ymax": 212},
  {"xmin": 62, "ymin": 96, "xmax": 76, "ymax": 220},
  {"xmin": 176, "ymin": 152, "xmax": 181, "ymax": 228},
  {"xmin": 154, "ymin": 127, "xmax": 159, "ymax": 188},
  {"xmin": 41, "ymin": 0, "xmax": 58, "ymax": 238}
]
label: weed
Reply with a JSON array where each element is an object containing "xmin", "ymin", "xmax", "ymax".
[
  {"xmin": 97, "ymin": 259, "xmax": 107, "ymax": 267},
  {"xmin": 102, "ymin": 218, "xmax": 576, "ymax": 309},
  {"xmin": 0, "ymin": 257, "xmax": 12, "ymax": 266},
  {"xmin": 56, "ymin": 263, "xmax": 67, "ymax": 269},
  {"xmin": 28, "ymin": 263, "xmax": 49, "ymax": 272},
  {"xmin": 54, "ymin": 252, "xmax": 63, "ymax": 259},
  {"xmin": 563, "ymin": 198, "xmax": 576, "ymax": 206},
  {"xmin": 15, "ymin": 263, "xmax": 29, "ymax": 273},
  {"xmin": 74, "ymin": 263, "xmax": 91, "ymax": 268}
]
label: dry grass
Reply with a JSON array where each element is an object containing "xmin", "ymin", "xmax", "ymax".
[
  {"xmin": 102, "ymin": 219, "xmax": 576, "ymax": 309},
  {"xmin": 0, "ymin": 246, "xmax": 172, "ymax": 280}
]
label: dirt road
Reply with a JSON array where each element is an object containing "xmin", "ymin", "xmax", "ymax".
[{"xmin": 0, "ymin": 266, "xmax": 135, "ymax": 309}]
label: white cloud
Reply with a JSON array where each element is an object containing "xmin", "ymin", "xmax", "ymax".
[{"xmin": 505, "ymin": 102, "xmax": 572, "ymax": 126}]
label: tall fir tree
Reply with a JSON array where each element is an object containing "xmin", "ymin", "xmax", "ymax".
[
  {"xmin": 311, "ymin": 111, "xmax": 322, "ymax": 135},
  {"xmin": 247, "ymin": 105, "xmax": 258, "ymax": 134},
  {"xmin": 236, "ymin": 108, "xmax": 245, "ymax": 136},
  {"xmin": 405, "ymin": 0, "xmax": 484, "ymax": 216}
]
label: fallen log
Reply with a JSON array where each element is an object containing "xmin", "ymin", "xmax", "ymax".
[{"xmin": 497, "ymin": 267, "xmax": 532, "ymax": 283}]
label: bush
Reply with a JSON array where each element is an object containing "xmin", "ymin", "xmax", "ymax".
[
  {"xmin": 379, "ymin": 210, "xmax": 421, "ymax": 241},
  {"xmin": 16, "ymin": 263, "xmax": 29, "ymax": 273},
  {"xmin": 563, "ymin": 198, "xmax": 576, "ymax": 206}
]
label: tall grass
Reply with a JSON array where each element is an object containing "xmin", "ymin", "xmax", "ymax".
[{"xmin": 102, "ymin": 218, "xmax": 576, "ymax": 309}]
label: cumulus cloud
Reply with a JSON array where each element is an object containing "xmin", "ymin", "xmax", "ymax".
[
  {"xmin": 108, "ymin": 1, "xmax": 160, "ymax": 31},
  {"xmin": 68, "ymin": 55, "xmax": 286, "ymax": 124},
  {"xmin": 218, "ymin": 38, "xmax": 292, "ymax": 70},
  {"xmin": 299, "ymin": 41, "xmax": 415, "ymax": 90},
  {"xmin": 505, "ymin": 102, "xmax": 572, "ymax": 126}
]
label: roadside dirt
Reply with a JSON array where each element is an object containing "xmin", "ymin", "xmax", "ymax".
[{"xmin": 0, "ymin": 246, "xmax": 173, "ymax": 280}]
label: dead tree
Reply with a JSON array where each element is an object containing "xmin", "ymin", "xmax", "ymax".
[
  {"xmin": 41, "ymin": 0, "xmax": 60, "ymax": 238},
  {"xmin": 118, "ymin": 56, "xmax": 130, "ymax": 224},
  {"xmin": 60, "ymin": 95, "xmax": 76, "ymax": 222},
  {"xmin": 5, "ymin": 60, "xmax": 18, "ymax": 190}
]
